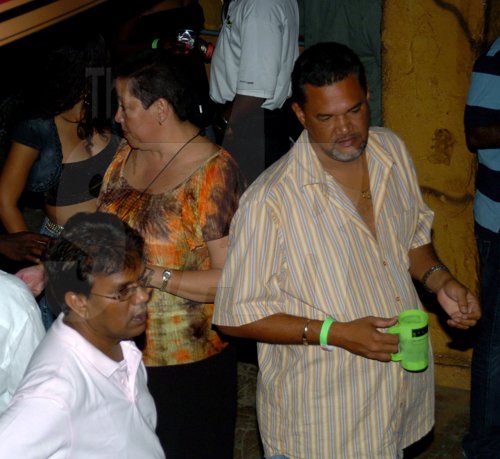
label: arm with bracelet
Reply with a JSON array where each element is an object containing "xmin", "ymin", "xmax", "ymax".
[
  {"xmin": 216, "ymin": 313, "xmax": 399, "ymax": 362},
  {"xmin": 140, "ymin": 235, "xmax": 229, "ymax": 303},
  {"xmin": 408, "ymin": 243, "xmax": 480, "ymax": 329},
  {"xmin": 215, "ymin": 250, "xmax": 480, "ymax": 359},
  {"xmin": 214, "ymin": 198, "xmax": 400, "ymax": 362}
]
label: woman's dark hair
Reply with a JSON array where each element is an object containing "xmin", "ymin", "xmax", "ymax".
[
  {"xmin": 38, "ymin": 33, "xmax": 112, "ymax": 140},
  {"xmin": 44, "ymin": 212, "xmax": 144, "ymax": 315},
  {"xmin": 291, "ymin": 42, "xmax": 368, "ymax": 108},
  {"xmin": 115, "ymin": 49, "xmax": 202, "ymax": 126},
  {"xmin": 0, "ymin": 32, "xmax": 113, "ymax": 150}
]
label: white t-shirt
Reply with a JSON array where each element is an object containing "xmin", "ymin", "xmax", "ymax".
[
  {"xmin": 210, "ymin": 0, "xmax": 300, "ymax": 110},
  {"xmin": 0, "ymin": 270, "xmax": 45, "ymax": 413},
  {"xmin": 0, "ymin": 314, "xmax": 165, "ymax": 458}
]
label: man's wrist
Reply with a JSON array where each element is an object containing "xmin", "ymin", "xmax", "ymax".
[
  {"xmin": 302, "ymin": 319, "xmax": 312, "ymax": 345},
  {"xmin": 421, "ymin": 264, "xmax": 451, "ymax": 293},
  {"xmin": 320, "ymin": 317, "xmax": 335, "ymax": 351}
]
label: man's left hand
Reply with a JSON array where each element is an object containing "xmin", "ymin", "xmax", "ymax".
[{"xmin": 436, "ymin": 278, "xmax": 481, "ymax": 329}]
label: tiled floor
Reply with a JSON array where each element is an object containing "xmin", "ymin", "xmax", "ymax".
[{"xmin": 234, "ymin": 362, "xmax": 470, "ymax": 459}]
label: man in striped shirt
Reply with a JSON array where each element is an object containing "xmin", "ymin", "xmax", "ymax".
[
  {"xmin": 462, "ymin": 37, "xmax": 500, "ymax": 459},
  {"xmin": 213, "ymin": 42, "xmax": 480, "ymax": 458}
]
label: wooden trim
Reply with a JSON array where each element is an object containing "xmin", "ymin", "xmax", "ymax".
[
  {"xmin": 0, "ymin": 0, "xmax": 34, "ymax": 15},
  {"xmin": 0, "ymin": 0, "xmax": 106, "ymax": 45}
]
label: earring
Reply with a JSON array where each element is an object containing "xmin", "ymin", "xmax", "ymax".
[{"xmin": 83, "ymin": 90, "xmax": 91, "ymax": 106}]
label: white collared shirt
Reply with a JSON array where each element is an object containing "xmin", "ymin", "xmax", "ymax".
[
  {"xmin": 0, "ymin": 314, "xmax": 165, "ymax": 458},
  {"xmin": 0, "ymin": 270, "xmax": 45, "ymax": 413}
]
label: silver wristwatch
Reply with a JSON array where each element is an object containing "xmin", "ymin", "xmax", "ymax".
[{"xmin": 160, "ymin": 269, "xmax": 172, "ymax": 292}]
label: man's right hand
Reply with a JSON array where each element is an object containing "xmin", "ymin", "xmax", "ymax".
[
  {"xmin": 330, "ymin": 316, "xmax": 399, "ymax": 362},
  {"xmin": 0, "ymin": 232, "xmax": 50, "ymax": 264}
]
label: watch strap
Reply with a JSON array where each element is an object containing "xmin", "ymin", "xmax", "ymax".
[{"xmin": 160, "ymin": 269, "xmax": 172, "ymax": 292}]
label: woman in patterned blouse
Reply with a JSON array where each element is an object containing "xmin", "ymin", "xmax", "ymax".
[{"xmin": 98, "ymin": 49, "xmax": 246, "ymax": 459}]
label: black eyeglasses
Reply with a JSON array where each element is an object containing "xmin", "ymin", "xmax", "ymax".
[{"xmin": 90, "ymin": 276, "xmax": 149, "ymax": 302}]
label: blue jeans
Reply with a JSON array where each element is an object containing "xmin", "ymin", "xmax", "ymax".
[
  {"xmin": 37, "ymin": 217, "xmax": 63, "ymax": 330},
  {"xmin": 463, "ymin": 225, "xmax": 500, "ymax": 458}
]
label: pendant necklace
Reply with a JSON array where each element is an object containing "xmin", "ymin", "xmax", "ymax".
[
  {"xmin": 121, "ymin": 129, "xmax": 203, "ymax": 219},
  {"xmin": 361, "ymin": 189, "xmax": 372, "ymax": 200},
  {"xmin": 328, "ymin": 156, "xmax": 372, "ymax": 200},
  {"xmin": 330, "ymin": 175, "xmax": 372, "ymax": 200},
  {"xmin": 139, "ymin": 129, "xmax": 202, "ymax": 195}
]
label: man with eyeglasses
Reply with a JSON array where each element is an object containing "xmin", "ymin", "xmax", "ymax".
[{"xmin": 0, "ymin": 212, "xmax": 165, "ymax": 458}]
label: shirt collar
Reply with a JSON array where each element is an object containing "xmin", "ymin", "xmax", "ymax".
[
  {"xmin": 364, "ymin": 127, "xmax": 396, "ymax": 171},
  {"xmin": 51, "ymin": 314, "xmax": 142, "ymax": 379},
  {"xmin": 292, "ymin": 128, "xmax": 395, "ymax": 188},
  {"xmin": 292, "ymin": 130, "xmax": 329, "ymax": 188}
]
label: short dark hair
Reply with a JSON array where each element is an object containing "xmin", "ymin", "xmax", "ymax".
[
  {"xmin": 291, "ymin": 42, "xmax": 368, "ymax": 108},
  {"xmin": 44, "ymin": 212, "xmax": 144, "ymax": 315},
  {"xmin": 115, "ymin": 49, "xmax": 201, "ymax": 125}
]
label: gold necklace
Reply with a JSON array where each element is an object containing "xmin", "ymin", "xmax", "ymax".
[
  {"xmin": 331, "ymin": 176, "xmax": 372, "ymax": 199},
  {"xmin": 328, "ymin": 160, "xmax": 372, "ymax": 199}
]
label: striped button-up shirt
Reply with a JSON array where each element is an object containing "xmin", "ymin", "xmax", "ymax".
[{"xmin": 214, "ymin": 127, "xmax": 435, "ymax": 458}]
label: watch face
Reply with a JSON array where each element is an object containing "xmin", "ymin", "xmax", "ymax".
[{"xmin": 160, "ymin": 270, "xmax": 172, "ymax": 293}]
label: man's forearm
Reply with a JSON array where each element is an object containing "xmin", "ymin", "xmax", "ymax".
[
  {"xmin": 465, "ymin": 124, "xmax": 500, "ymax": 151},
  {"xmin": 228, "ymin": 94, "xmax": 266, "ymax": 127},
  {"xmin": 217, "ymin": 313, "xmax": 317, "ymax": 344},
  {"xmin": 216, "ymin": 313, "xmax": 400, "ymax": 361},
  {"xmin": 408, "ymin": 244, "xmax": 454, "ymax": 293}
]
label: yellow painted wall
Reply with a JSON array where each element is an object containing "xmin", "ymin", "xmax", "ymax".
[
  {"xmin": 487, "ymin": 2, "xmax": 500, "ymax": 43},
  {"xmin": 200, "ymin": 0, "xmax": 222, "ymax": 31},
  {"xmin": 383, "ymin": 0, "xmax": 485, "ymax": 389}
]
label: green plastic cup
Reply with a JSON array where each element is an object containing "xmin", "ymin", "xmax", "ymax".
[{"xmin": 388, "ymin": 309, "xmax": 429, "ymax": 372}]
